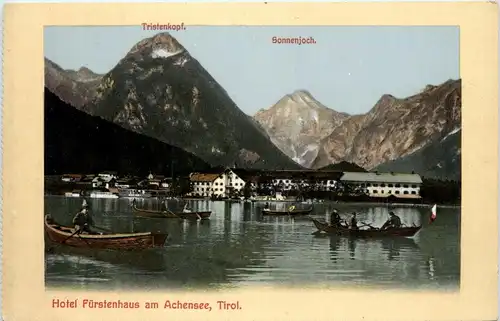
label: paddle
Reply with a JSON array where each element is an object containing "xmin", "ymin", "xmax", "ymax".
[
  {"xmin": 62, "ymin": 228, "xmax": 81, "ymax": 244},
  {"xmin": 359, "ymin": 221, "xmax": 378, "ymax": 230}
]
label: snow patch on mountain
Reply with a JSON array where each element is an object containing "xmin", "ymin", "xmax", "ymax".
[
  {"xmin": 310, "ymin": 110, "xmax": 319, "ymax": 123},
  {"xmin": 151, "ymin": 49, "xmax": 183, "ymax": 59},
  {"xmin": 174, "ymin": 56, "xmax": 190, "ymax": 67}
]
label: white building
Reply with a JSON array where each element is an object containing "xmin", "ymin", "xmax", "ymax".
[
  {"xmin": 92, "ymin": 172, "xmax": 117, "ymax": 189},
  {"xmin": 340, "ymin": 172, "xmax": 422, "ymax": 198},
  {"xmin": 189, "ymin": 169, "xmax": 247, "ymax": 197}
]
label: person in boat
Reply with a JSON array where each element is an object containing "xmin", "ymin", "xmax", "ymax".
[
  {"xmin": 182, "ymin": 203, "xmax": 192, "ymax": 213},
  {"xmin": 264, "ymin": 202, "xmax": 270, "ymax": 210},
  {"xmin": 350, "ymin": 212, "xmax": 359, "ymax": 230},
  {"xmin": 330, "ymin": 209, "xmax": 342, "ymax": 228},
  {"xmin": 161, "ymin": 200, "xmax": 168, "ymax": 212},
  {"xmin": 72, "ymin": 200, "xmax": 94, "ymax": 234},
  {"xmin": 381, "ymin": 212, "xmax": 402, "ymax": 230}
]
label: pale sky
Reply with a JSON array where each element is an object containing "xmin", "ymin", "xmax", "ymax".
[{"xmin": 44, "ymin": 26, "xmax": 459, "ymax": 115}]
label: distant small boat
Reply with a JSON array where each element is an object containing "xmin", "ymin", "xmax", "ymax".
[
  {"xmin": 119, "ymin": 189, "xmax": 152, "ymax": 198},
  {"xmin": 132, "ymin": 205, "xmax": 211, "ymax": 220},
  {"xmin": 44, "ymin": 215, "xmax": 167, "ymax": 250},
  {"xmin": 64, "ymin": 191, "xmax": 81, "ymax": 198},
  {"xmin": 311, "ymin": 218, "xmax": 421, "ymax": 238},
  {"xmin": 262, "ymin": 205, "xmax": 313, "ymax": 216},
  {"xmin": 89, "ymin": 191, "xmax": 119, "ymax": 199}
]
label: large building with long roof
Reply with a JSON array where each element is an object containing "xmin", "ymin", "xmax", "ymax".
[{"xmin": 340, "ymin": 172, "xmax": 423, "ymax": 198}]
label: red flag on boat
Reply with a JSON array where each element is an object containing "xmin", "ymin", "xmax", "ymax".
[{"xmin": 429, "ymin": 204, "xmax": 437, "ymax": 223}]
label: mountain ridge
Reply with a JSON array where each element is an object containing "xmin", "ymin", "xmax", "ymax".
[
  {"xmin": 254, "ymin": 78, "xmax": 461, "ymax": 180},
  {"xmin": 44, "ymin": 87, "xmax": 211, "ymax": 176},
  {"xmin": 77, "ymin": 32, "xmax": 302, "ymax": 170}
]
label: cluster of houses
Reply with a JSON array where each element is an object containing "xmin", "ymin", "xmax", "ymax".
[
  {"xmin": 187, "ymin": 168, "xmax": 423, "ymax": 200},
  {"xmin": 60, "ymin": 172, "xmax": 173, "ymax": 198},
  {"xmin": 59, "ymin": 167, "xmax": 423, "ymax": 200}
]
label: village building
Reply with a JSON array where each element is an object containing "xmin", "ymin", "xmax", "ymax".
[
  {"xmin": 92, "ymin": 171, "xmax": 118, "ymax": 189},
  {"xmin": 115, "ymin": 177, "xmax": 138, "ymax": 189},
  {"xmin": 255, "ymin": 170, "xmax": 343, "ymax": 192},
  {"xmin": 61, "ymin": 174, "xmax": 83, "ymax": 183},
  {"xmin": 189, "ymin": 168, "xmax": 249, "ymax": 198},
  {"xmin": 139, "ymin": 173, "xmax": 172, "ymax": 189},
  {"xmin": 340, "ymin": 172, "xmax": 422, "ymax": 198}
]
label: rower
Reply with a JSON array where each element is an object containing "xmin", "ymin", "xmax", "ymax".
[
  {"xmin": 161, "ymin": 200, "xmax": 168, "ymax": 211},
  {"xmin": 182, "ymin": 203, "xmax": 192, "ymax": 213},
  {"xmin": 264, "ymin": 202, "xmax": 270, "ymax": 210},
  {"xmin": 330, "ymin": 209, "xmax": 342, "ymax": 228},
  {"xmin": 350, "ymin": 212, "xmax": 359, "ymax": 230},
  {"xmin": 72, "ymin": 199, "xmax": 95, "ymax": 234},
  {"xmin": 381, "ymin": 212, "xmax": 402, "ymax": 230}
]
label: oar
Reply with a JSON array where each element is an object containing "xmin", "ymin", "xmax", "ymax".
[
  {"xmin": 359, "ymin": 221, "xmax": 377, "ymax": 230},
  {"xmin": 165, "ymin": 208, "xmax": 182, "ymax": 219},
  {"xmin": 62, "ymin": 228, "xmax": 81, "ymax": 244}
]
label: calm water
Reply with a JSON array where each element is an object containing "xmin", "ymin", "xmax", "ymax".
[{"xmin": 44, "ymin": 196, "xmax": 460, "ymax": 290}]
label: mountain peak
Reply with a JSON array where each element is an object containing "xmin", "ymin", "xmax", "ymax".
[
  {"xmin": 127, "ymin": 32, "xmax": 185, "ymax": 59},
  {"xmin": 77, "ymin": 66, "xmax": 100, "ymax": 78},
  {"xmin": 290, "ymin": 89, "xmax": 313, "ymax": 98}
]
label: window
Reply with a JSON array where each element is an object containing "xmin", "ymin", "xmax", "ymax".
[
  {"xmin": 373, "ymin": 190, "xmax": 378, "ymax": 194},
  {"xmin": 403, "ymin": 184, "xmax": 409, "ymax": 188},
  {"xmin": 395, "ymin": 191, "xmax": 400, "ymax": 194},
  {"xmin": 403, "ymin": 191, "xmax": 409, "ymax": 194},
  {"xmin": 373, "ymin": 184, "xmax": 378, "ymax": 187},
  {"xmin": 411, "ymin": 191, "xmax": 416, "ymax": 194},
  {"xmin": 388, "ymin": 190, "xmax": 392, "ymax": 194},
  {"xmin": 411, "ymin": 184, "xmax": 417, "ymax": 188},
  {"xmin": 395, "ymin": 184, "xmax": 401, "ymax": 188},
  {"xmin": 388, "ymin": 184, "xmax": 393, "ymax": 188},
  {"xmin": 381, "ymin": 184, "xmax": 386, "ymax": 187}
]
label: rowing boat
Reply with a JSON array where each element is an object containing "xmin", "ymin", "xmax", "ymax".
[
  {"xmin": 44, "ymin": 215, "xmax": 168, "ymax": 250},
  {"xmin": 262, "ymin": 206, "xmax": 313, "ymax": 216},
  {"xmin": 132, "ymin": 205, "xmax": 211, "ymax": 220},
  {"xmin": 311, "ymin": 218, "xmax": 421, "ymax": 238}
]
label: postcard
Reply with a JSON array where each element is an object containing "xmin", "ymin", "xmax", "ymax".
[{"xmin": 2, "ymin": 2, "xmax": 499, "ymax": 321}]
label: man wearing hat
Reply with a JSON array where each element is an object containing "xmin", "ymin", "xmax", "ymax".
[
  {"xmin": 330, "ymin": 209, "xmax": 342, "ymax": 228},
  {"xmin": 72, "ymin": 199, "xmax": 95, "ymax": 234}
]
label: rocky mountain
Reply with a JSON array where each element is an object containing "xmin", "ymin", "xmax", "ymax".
[
  {"xmin": 44, "ymin": 58, "xmax": 103, "ymax": 109},
  {"xmin": 253, "ymin": 90, "xmax": 349, "ymax": 168},
  {"xmin": 44, "ymin": 88, "xmax": 211, "ymax": 176},
  {"xmin": 78, "ymin": 32, "xmax": 300, "ymax": 170},
  {"xmin": 312, "ymin": 79, "xmax": 461, "ymax": 172},
  {"xmin": 375, "ymin": 128, "xmax": 461, "ymax": 181},
  {"xmin": 319, "ymin": 161, "xmax": 367, "ymax": 172}
]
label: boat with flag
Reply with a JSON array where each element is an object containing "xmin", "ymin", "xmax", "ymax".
[
  {"xmin": 311, "ymin": 204, "xmax": 438, "ymax": 238},
  {"xmin": 311, "ymin": 218, "xmax": 422, "ymax": 238}
]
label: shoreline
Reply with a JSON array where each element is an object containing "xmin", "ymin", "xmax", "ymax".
[{"xmin": 44, "ymin": 193, "xmax": 461, "ymax": 208}]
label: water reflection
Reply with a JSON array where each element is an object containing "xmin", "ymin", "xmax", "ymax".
[{"xmin": 44, "ymin": 196, "xmax": 460, "ymax": 290}]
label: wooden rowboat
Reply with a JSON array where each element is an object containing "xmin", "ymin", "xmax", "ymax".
[
  {"xmin": 311, "ymin": 218, "xmax": 421, "ymax": 238},
  {"xmin": 262, "ymin": 206, "xmax": 313, "ymax": 216},
  {"xmin": 132, "ymin": 205, "xmax": 211, "ymax": 220},
  {"xmin": 44, "ymin": 215, "xmax": 168, "ymax": 250}
]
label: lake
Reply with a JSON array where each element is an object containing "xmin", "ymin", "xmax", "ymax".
[{"xmin": 44, "ymin": 196, "xmax": 460, "ymax": 291}]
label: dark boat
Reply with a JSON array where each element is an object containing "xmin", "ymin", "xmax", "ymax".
[
  {"xmin": 44, "ymin": 215, "xmax": 168, "ymax": 250},
  {"xmin": 311, "ymin": 218, "xmax": 421, "ymax": 238},
  {"xmin": 262, "ymin": 206, "xmax": 313, "ymax": 216},
  {"xmin": 132, "ymin": 205, "xmax": 211, "ymax": 220}
]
